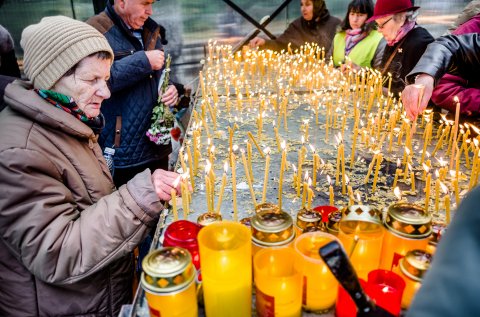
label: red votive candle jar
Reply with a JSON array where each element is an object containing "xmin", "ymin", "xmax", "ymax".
[
  {"xmin": 163, "ymin": 220, "xmax": 202, "ymax": 271},
  {"xmin": 335, "ymin": 279, "xmax": 368, "ymax": 317},
  {"xmin": 366, "ymin": 269, "xmax": 405, "ymax": 316},
  {"xmin": 313, "ymin": 205, "xmax": 338, "ymax": 223}
]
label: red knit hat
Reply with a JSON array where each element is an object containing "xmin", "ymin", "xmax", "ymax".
[{"xmin": 366, "ymin": 0, "xmax": 419, "ymax": 23}]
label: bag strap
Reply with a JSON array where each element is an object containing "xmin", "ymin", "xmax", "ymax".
[{"xmin": 381, "ymin": 37, "xmax": 408, "ymax": 76}]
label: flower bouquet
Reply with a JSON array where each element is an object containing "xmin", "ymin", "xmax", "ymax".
[{"xmin": 146, "ymin": 54, "xmax": 175, "ymax": 145}]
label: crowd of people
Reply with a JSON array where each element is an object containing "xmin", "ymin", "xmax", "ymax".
[{"xmin": 1, "ymin": 0, "xmax": 480, "ymax": 315}]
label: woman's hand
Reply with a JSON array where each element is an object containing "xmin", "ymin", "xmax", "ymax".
[
  {"xmin": 151, "ymin": 169, "xmax": 183, "ymax": 201},
  {"xmin": 249, "ymin": 37, "xmax": 266, "ymax": 48},
  {"xmin": 402, "ymin": 74, "xmax": 435, "ymax": 120},
  {"xmin": 160, "ymin": 85, "xmax": 179, "ymax": 107}
]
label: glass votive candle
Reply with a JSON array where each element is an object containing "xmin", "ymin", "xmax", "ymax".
[
  {"xmin": 335, "ymin": 279, "xmax": 368, "ymax": 317},
  {"xmin": 198, "ymin": 221, "xmax": 252, "ymax": 317},
  {"xmin": 366, "ymin": 269, "xmax": 405, "ymax": 316},
  {"xmin": 255, "ymin": 202, "xmax": 280, "ymax": 214},
  {"xmin": 426, "ymin": 221, "xmax": 446, "ymax": 255},
  {"xmin": 393, "ymin": 249, "xmax": 432, "ymax": 308},
  {"xmin": 338, "ymin": 205, "xmax": 384, "ymax": 280},
  {"xmin": 251, "ymin": 210, "xmax": 295, "ymax": 257},
  {"xmin": 325, "ymin": 209, "xmax": 342, "ymax": 236},
  {"xmin": 294, "ymin": 207, "xmax": 322, "ymax": 236},
  {"xmin": 163, "ymin": 220, "xmax": 202, "ymax": 271},
  {"xmin": 294, "ymin": 231, "xmax": 340, "ymax": 312},
  {"xmin": 197, "ymin": 212, "xmax": 222, "ymax": 227},
  {"xmin": 380, "ymin": 202, "xmax": 432, "ymax": 271},
  {"xmin": 254, "ymin": 247, "xmax": 302, "ymax": 317},
  {"xmin": 313, "ymin": 205, "xmax": 338, "ymax": 223},
  {"xmin": 141, "ymin": 247, "xmax": 198, "ymax": 317}
]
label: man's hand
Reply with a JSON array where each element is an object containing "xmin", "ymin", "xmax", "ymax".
[
  {"xmin": 249, "ymin": 37, "xmax": 266, "ymax": 48},
  {"xmin": 402, "ymin": 74, "xmax": 435, "ymax": 120},
  {"xmin": 145, "ymin": 49, "xmax": 165, "ymax": 71},
  {"xmin": 151, "ymin": 169, "xmax": 183, "ymax": 201},
  {"xmin": 160, "ymin": 85, "xmax": 179, "ymax": 107}
]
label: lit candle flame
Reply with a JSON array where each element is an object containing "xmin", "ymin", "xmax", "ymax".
[
  {"xmin": 309, "ymin": 144, "xmax": 315, "ymax": 153},
  {"xmin": 224, "ymin": 161, "xmax": 229, "ymax": 173},
  {"xmin": 453, "ymin": 96, "xmax": 459, "ymax": 104},
  {"xmin": 232, "ymin": 144, "xmax": 238, "ymax": 152},
  {"xmin": 304, "ymin": 170, "xmax": 309, "ymax": 181},
  {"xmin": 345, "ymin": 175, "xmax": 350, "ymax": 185},
  {"xmin": 263, "ymin": 147, "xmax": 271, "ymax": 155},
  {"xmin": 172, "ymin": 175, "xmax": 181, "ymax": 188},
  {"xmin": 281, "ymin": 140, "xmax": 286, "ymax": 150},
  {"xmin": 440, "ymin": 181, "xmax": 449, "ymax": 194},
  {"xmin": 205, "ymin": 160, "xmax": 212, "ymax": 174},
  {"xmin": 327, "ymin": 175, "xmax": 332, "ymax": 185},
  {"xmin": 394, "ymin": 187, "xmax": 402, "ymax": 200},
  {"xmin": 422, "ymin": 163, "xmax": 430, "ymax": 173},
  {"xmin": 449, "ymin": 170, "xmax": 456, "ymax": 178},
  {"xmin": 397, "ymin": 158, "xmax": 401, "ymax": 168}
]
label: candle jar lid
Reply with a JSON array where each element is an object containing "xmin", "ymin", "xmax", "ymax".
[
  {"xmin": 295, "ymin": 207, "xmax": 322, "ymax": 232},
  {"xmin": 239, "ymin": 217, "xmax": 252, "ymax": 227},
  {"xmin": 197, "ymin": 212, "xmax": 223, "ymax": 226},
  {"xmin": 251, "ymin": 210, "xmax": 294, "ymax": 246},
  {"xmin": 399, "ymin": 249, "xmax": 433, "ymax": 282},
  {"xmin": 385, "ymin": 203, "xmax": 432, "ymax": 239},
  {"xmin": 326, "ymin": 209, "xmax": 342, "ymax": 235},
  {"xmin": 141, "ymin": 247, "xmax": 195, "ymax": 293},
  {"xmin": 255, "ymin": 202, "xmax": 280, "ymax": 214},
  {"xmin": 429, "ymin": 221, "xmax": 447, "ymax": 246},
  {"xmin": 339, "ymin": 205, "xmax": 384, "ymax": 234}
]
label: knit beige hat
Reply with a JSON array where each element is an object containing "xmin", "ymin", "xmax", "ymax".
[{"xmin": 20, "ymin": 16, "xmax": 113, "ymax": 89}]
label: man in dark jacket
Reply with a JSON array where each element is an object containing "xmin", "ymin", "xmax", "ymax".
[
  {"xmin": 402, "ymin": 33, "xmax": 480, "ymax": 121},
  {"xmin": 87, "ymin": 0, "xmax": 180, "ymax": 186}
]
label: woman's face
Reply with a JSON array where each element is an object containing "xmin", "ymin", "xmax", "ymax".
[
  {"xmin": 349, "ymin": 11, "xmax": 368, "ymax": 30},
  {"xmin": 52, "ymin": 55, "xmax": 111, "ymax": 119},
  {"xmin": 301, "ymin": 0, "xmax": 314, "ymax": 21},
  {"xmin": 376, "ymin": 14, "xmax": 404, "ymax": 42}
]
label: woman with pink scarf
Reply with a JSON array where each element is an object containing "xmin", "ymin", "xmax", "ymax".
[
  {"xmin": 368, "ymin": 0, "xmax": 434, "ymax": 96},
  {"xmin": 332, "ymin": 0, "xmax": 385, "ymax": 70}
]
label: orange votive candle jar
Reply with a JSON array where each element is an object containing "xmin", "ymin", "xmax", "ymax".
[
  {"xmin": 338, "ymin": 205, "xmax": 384, "ymax": 280},
  {"xmin": 294, "ymin": 231, "xmax": 340, "ymax": 312},
  {"xmin": 198, "ymin": 221, "xmax": 252, "ymax": 317},
  {"xmin": 380, "ymin": 203, "xmax": 432, "ymax": 271},
  {"xmin": 393, "ymin": 249, "xmax": 433, "ymax": 308},
  {"xmin": 141, "ymin": 247, "xmax": 198, "ymax": 317},
  {"xmin": 254, "ymin": 247, "xmax": 302, "ymax": 317},
  {"xmin": 251, "ymin": 210, "xmax": 295, "ymax": 257}
]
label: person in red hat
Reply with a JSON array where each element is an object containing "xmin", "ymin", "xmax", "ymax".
[{"xmin": 368, "ymin": 0, "xmax": 434, "ymax": 96}]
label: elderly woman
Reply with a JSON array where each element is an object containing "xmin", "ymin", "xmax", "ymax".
[
  {"xmin": 367, "ymin": 0, "xmax": 434, "ymax": 96},
  {"xmin": 331, "ymin": 0, "xmax": 385, "ymax": 69},
  {"xmin": 249, "ymin": 0, "xmax": 340, "ymax": 53},
  {"xmin": 0, "ymin": 16, "xmax": 182, "ymax": 316}
]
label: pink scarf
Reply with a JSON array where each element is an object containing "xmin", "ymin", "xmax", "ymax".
[
  {"xmin": 387, "ymin": 21, "xmax": 416, "ymax": 46},
  {"xmin": 345, "ymin": 28, "xmax": 367, "ymax": 55}
]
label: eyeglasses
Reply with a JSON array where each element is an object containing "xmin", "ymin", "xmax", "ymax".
[{"xmin": 376, "ymin": 17, "xmax": 393, "ymax": 29}]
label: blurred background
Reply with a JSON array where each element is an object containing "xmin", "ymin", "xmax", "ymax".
[{"xmin": 0, "ymin": 0, "xmax": 472, "ymax": 86}]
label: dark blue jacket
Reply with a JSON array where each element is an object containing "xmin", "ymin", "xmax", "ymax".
[{"xmin": 87, "ymin": 2, "xmax": 170, "ymax": 168}]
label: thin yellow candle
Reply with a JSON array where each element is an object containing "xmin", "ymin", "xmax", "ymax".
[
  {"xmin": 450, "ymin": 96, "xmax": 461, "ymax": 169},
  {"xmin": 307, "ymin": 178, "xmax": 314, "ymax": 209},
  {"xmin": 372, "ymin": 153, "xmax": 383, "ymax": 192},
  {"xmin": 327, "ymin": 175, "xmax": 334, "ymax": 206},
  {"xmin": 364, "ymin": 152, "xmax": 378, "ymax": 184},
  {"xmin": 278, "ymin": 141, "xmax": 287, "ymax": 210},
  {"xmin": 185, "ymin": 146, "xmax": 195, "ymax": 188},
  {"xmin": 262, "ymin": 147, "xmax": 271, "ymax": 203},
  {"xmin": 247, "ymin": 141, "xmax": 253, "ymax": 182},
  {"xmin": 241, "ymin": 149, "xmax": 257, "ymax": 207},
  {"xmin": 302, "ymin": 174, "xmax": 308, "ymax": 208},
  {"xmin": 171, "ymin": 176, "xmax": 181, "ymax": 221},
  {"xmin": 181, "ymin": 174, "xmax": 190, "ymax": 218},
  {"xmin": 392, "ymin": 159, "xmax": 402, "ymax": 189},
  {"xmin": 205, "ymin": 162, "xmax": 213, "ymax": 213},
  {"xmin": 453, "ymin": 177, "xmax": 460, "ymax": 206},
  {"xmin": 441, "ymin": 182, "xmax": 451, "ymax": 224},
  {"xmin": 410, "ymin": 169, "xmax": 416, "ymax": 192},
  {"xmin": 247, "ymin": 131, "xmax": 265, "ymax": 158},
  {"xmin": 215, "ymin": 161, "xmax": 228, "ymax": 215},
  {"xmin": 434, "ymin": 175, "xmax": 441, "ymax": 213},
  {"xmin": 179, "ymin": 150, "xmax": 187, "ymax": 174},
  {"xmin": 424, "ymin": 164, "xmax": 431, "ymax": 212},
  {"xmin": 347, "ymin": 180, "xmax": 354, "ymax": 206},
  {"xmin": 232, "ymin": 145, "xmax": 238, "ymax": 221},
  {"xmin": 274, "ymin": 125, "xmax": 281, "ymax": 151}
]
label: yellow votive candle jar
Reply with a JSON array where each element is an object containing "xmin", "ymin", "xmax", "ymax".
[
  {"xmin": 294, "ymin": 207, "xmax": 322, "ymax": 236},
  {"xmin": 198, "ymin": 221, "xmax": 252, "ymax": 317},
  {"xmin": 141, "ymin": 247, "xmax": 198, "ymax": 317},
  {"xmin": 338, "ymin": 205, "xmax": 384, "ymax": 280},
  {"xmin": 254, "ymin": 247, "xmax": 302, "ymax": 317},
  {"xmin": 380, "ymin": 203, "xmax": 432, "ymax": 271},
  {"xmin": 251, "ymin": 210, "xmax": 295, "ymax": 257},
  {"xmin": 393, "ymin": 249, "xmax": 433, "ymax": 308},
  {"xmin": 294, "ymin": 232, "xmax": 340, "ymax": 312}
]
